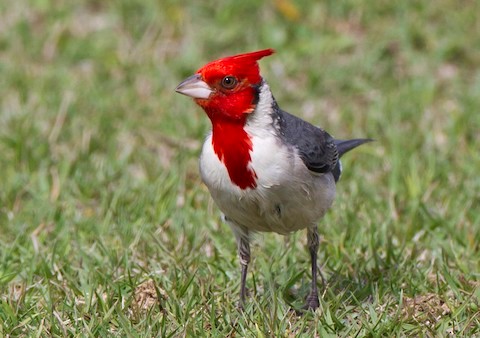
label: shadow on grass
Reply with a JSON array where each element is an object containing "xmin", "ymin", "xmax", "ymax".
[{"xmin": 281, "ymin": 255, "xmax": 408, "ymax": 311}]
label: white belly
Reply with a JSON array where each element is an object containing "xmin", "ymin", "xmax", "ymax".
[{"xmin": 199, "ymin": 132, "xmax": 336, "ymax": 235}]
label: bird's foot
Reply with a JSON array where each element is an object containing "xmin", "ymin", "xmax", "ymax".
[
  {"xmin": 302, "ymin": 292, "xmax": 319, "ymax": 311},
  {"xmin": 293, "ymin": 292, "xmax": 320, "ymax": 315}
]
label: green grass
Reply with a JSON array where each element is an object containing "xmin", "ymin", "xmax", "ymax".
[{"xmin": 1, "ymin": 0, "xmax": 479, "ymax": 336}]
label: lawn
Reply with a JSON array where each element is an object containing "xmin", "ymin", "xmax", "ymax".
[{"xmin": 1, "ymin": 0, "xmax": 479, "ymax": 336}]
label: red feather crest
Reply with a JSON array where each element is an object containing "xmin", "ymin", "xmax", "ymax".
[{"xmin": 197, "ymin": 49, "xmax": 275, "ymax": 86}]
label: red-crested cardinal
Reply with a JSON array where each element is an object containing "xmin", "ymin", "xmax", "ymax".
[{"xmin": 175, "ymin": 49, "xmax": 371, "ymax": 310}]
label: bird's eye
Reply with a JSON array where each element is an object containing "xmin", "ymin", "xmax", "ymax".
[{"xmin": 221, "ymin": 76, "xmax": 237, "ymax": 89}]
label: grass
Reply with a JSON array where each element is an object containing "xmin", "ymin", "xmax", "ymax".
[{"xmin": 1, "ymin": 0, "xmax": 479, "ymax": 336}]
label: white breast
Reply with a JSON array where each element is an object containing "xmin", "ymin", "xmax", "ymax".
[
  {"xmin": 199, "ymin": 128, "xmax": 335, "ymax": 236},
  {"xmin": 198, "ymin": 82, "xmax": 336, "ymax": 235}
]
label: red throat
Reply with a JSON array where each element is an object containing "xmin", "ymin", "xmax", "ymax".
[
  {"xmin": 211, "ymin": 117, "xmax": 257, "ymax": 189},
  {"xmin": 194, "ymin": 49, "xmax": 275, "ymax": 189},
  {"xmin": 195, "ymin": 81, "xmax": 259, "ymax": 190}
]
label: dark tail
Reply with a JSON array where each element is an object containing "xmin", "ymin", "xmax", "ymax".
[
  {"xmin": 332, "ymin": 138, "xmax": 372, "ymax": 182},
  {"xmin": 335, "ymin": 138, "xmax": 373, "ymax": 157}
]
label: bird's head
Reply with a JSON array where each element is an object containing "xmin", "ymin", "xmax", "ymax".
[{"xmin": 176, "ymin": 49, "xmax": 274, "ymax": 123}]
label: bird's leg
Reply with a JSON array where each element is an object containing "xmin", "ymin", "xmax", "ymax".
[
  {"xmin": 237, "ymin": 233, "xmax": 251, "ymax": 309},
  {"xmin": 304, "ymin": 226, "xmax": 320, "ymax": 310}
]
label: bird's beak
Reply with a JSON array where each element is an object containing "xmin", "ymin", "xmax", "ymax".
[{"xmin": 175, "ymin": 74, "xmax": 213, "ymax": 99}]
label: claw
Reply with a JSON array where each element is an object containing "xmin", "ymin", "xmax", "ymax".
[{"xmin": 303, "ymin": 292, "xmax": 320, "ymax": 310}]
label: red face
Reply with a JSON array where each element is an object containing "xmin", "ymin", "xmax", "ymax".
[{"xmin": 176, "ymin": 49, "xmax": 274, "ymax": 122}]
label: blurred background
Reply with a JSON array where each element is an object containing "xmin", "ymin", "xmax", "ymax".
[{"xmin": 0, "ymin": 0, "xmax": 479, "ymax": 336}]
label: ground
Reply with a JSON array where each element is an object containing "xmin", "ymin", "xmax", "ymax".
[{"xmin": 0, "ymin": 0, "xmax": 479, "ymax": 336}]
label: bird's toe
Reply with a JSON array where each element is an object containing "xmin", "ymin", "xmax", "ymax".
[{"xmin": 303, "ymin": 293, "xmax": 320, "ymax": 311}]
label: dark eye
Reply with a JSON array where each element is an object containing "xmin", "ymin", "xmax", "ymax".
[{"xmin": 221, "ymin": 76, "xmax": 237, "ymax": 89}]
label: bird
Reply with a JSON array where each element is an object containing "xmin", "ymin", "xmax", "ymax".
[{"xmin": 175, "ymin": 49, "xmax": 371, "ymax": 310}]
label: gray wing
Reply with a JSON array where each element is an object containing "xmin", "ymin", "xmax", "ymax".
[{"xmin": 273, "ymin": 107, "xmax": 339, "ymax": 174}]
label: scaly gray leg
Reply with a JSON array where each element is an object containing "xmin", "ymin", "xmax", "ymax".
[
  {"xmin": 304, "ymin": 226, "xmax": 320, "ymax": 310},
  {"xmin": 237, "ymin": 232, "xmax": 251, "ymax": 309}
]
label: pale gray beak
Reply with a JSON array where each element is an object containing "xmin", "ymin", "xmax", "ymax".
[{"xmin": 175, "ymin": 74, "xmax": 213, "ymax": 99}]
